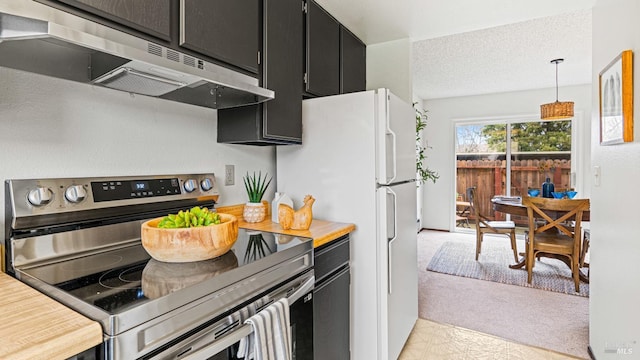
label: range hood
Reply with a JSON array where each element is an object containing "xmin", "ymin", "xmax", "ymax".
[{"xmin": 0, "ymin": 2, "xmax": 274, "ymax": 109}]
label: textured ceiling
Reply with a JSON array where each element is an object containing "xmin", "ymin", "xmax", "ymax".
[
  {"xmin": 412, "ymin": 10, "xmax": 593, "ymax": 100},
  {"xmin": 316, "ymin": 0, "xmax": 594, "ymax": 100}
]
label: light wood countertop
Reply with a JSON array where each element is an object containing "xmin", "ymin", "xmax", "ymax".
[
  {"xmin": 0, "ymin": 272, "xmax": 103, "ymax": 360},
  {"xmin": 217, "ymin": 203, "xmax": 355, "ymax": 248}
]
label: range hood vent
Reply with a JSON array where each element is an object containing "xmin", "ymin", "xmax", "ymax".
[{"xmin": 0, "ymin": 3, "xmax": 274, "ymax": 109}]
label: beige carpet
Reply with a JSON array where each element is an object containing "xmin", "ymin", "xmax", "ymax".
[
  {"xmin": 427, "ymin": 239, "xmax": 589, "ymax": 297},
  {"xmin": 418, "ymin": 229, "xmax": 589, "ymax": 359}
]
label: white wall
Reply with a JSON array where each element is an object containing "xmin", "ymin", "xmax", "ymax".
[
  {"xmin": 421, "ymin": 84, "xmax": 591, "ymax": 230},
  {"xmin": 0, "ymin": 68, "xmax": 276, "ymax": 243},
  {"xmin": 590, "ymin": 0, "xmax": 640, "ymax": 357},
  {"xmin": 366, "ymin": 38, "xmax": 413, "ymax": 104}
]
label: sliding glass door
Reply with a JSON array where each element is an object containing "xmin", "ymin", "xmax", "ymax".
[{"xmin": 455, "ymin": 118, "xmax": 573, "ymax": 231}]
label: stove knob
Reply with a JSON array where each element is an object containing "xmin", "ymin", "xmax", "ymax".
[
  {"xmin": 183, "ymin": 179, "xmax": 197, "ymax": 193},
  {"xmin": 27, "ymin": 187, "xmax": 54, "ymax": 207},
  {"xmin": 200, "ymin": 177, "xmax": 214, "ymax": 191},
  {"xmin": 65, "ymin": 185, "xmax": 87, "ymax": 203}
]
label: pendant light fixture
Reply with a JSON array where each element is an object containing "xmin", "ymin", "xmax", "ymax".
[{"xmin": 540, "ymin": 58, "xmax": 574, "ymax": 120}]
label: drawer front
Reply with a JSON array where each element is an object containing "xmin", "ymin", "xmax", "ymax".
[{"xmin": 314, "ymin": 235, "xmax": 349, "ymax": 282}]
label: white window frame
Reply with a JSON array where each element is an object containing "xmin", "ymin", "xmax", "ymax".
[{"xmin": 451, "ymin": 112, "xmax": 583, "ymax": 231}]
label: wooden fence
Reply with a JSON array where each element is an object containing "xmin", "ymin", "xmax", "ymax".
[{"xmin": 457, "ymin": 158, "xmax": 571, "ymax": 222}]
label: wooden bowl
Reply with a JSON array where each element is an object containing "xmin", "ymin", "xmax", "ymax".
[{"xmin": 141, "ymin": 213, "xmax": 239, "ymax": 263}]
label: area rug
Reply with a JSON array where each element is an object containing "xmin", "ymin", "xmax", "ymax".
[{"xmin": 426, "ymin": 238, "xmax": 589, "ymax": 297}]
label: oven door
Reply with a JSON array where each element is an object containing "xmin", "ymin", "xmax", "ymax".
[{"xmin": 151, "ymin": 272, "xmax": 314, "ymax": 360}]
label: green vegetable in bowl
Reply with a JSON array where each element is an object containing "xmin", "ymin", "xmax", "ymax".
[{"xmin": 157, "ymin": 206, "xmax": 221, "ymax": 228}]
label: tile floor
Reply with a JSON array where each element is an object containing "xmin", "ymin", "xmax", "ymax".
[{"xmin": 399, "ymin": 319, "xmax": 584, "ymax": 359}]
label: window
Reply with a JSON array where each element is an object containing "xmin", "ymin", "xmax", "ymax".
[{"xmin": 455, "ymin": 117, "xmax": 573, "ymax": 231}]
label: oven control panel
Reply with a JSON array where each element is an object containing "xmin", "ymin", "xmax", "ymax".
[
  {"xmin": 6, "ymin": 174, "xmax": 220, "ymax": 218},
  {"xmin": 91, "ymin": 178, "xmax": 183, "ymax": 202}
]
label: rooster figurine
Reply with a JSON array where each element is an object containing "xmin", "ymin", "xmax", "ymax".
[{"xmin": 278, "ymin": 195, "xmax": 315, "ymax": 230}]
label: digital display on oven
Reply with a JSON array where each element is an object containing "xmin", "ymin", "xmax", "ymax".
[
  {"xmin": 91, "ymin": 178, "xmax": 181, "ymax": 202},
  {"xmin": 131, "ymin": 181, "xmax": 150, "ymax": 191}
]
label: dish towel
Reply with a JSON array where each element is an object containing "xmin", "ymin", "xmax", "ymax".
[{"xmin": 237, "ymin": 298, "xmax": 292, "ymax": 360}]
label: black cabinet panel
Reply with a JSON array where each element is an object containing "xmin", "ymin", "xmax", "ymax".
[
  {"xmin": 314, "ymin": 235, "xmax": 349, "ymax": 282},
  {"xmin": 313, "ymin": 235, "xmax": 350, "ymax": 360},
  {"xmin": 340, "ymin": 25, "xmax": 366, "ymax": 94},
  {"xmin": 217, "ymin": 104, "xmax": 265, "ymax": 145},
  {"xmin": 181, "ymin": 0, "xmax": 259, "ymax": 74},
  {"xmin": 57, "ymin": 0, "xmax": 172, "ymax": 40},
  {"xmin": 217, "ymin": 0, "xmax": 302, "ymax": 145},
  {"xmin": 262, "ymin": 0, "xmax": 303, "ymax": 141},
  {"xmin": 305, "ymin": 0, "xmax": 340, "ymax": 97},
  {"xmin": 314, "ymin": 266, "xmax": 350, "ymax": 360}
]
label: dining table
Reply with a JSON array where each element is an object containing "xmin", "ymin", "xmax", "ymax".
[
  {"xmin": 491, "ymin": 196, "xmax": 590, "ymax": 282},
  {"xmin": 491, "ymin": 197, "xmax": 590, "ymax": 221}
]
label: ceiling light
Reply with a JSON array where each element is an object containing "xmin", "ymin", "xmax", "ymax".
[{"xmin": 540, "ymin": 59, "xmax": 574, "ymax": 120}]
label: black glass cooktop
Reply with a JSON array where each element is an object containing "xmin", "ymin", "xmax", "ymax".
[{"xmin": 21, "ymin": 229, "xmax": 312, "ymax": 314}]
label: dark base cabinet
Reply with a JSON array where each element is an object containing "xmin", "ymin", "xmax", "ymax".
[{"xmin": 313, "ymin": 235, "xmax": 350, "ymax": 360}]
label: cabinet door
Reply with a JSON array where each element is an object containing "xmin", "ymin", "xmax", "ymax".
[
  {"xmin": 313, "ymin": 266, "xmax": 350, "ymax": 360},
  {"xmin": 305, "ymin": 0, "xmax": 340, "ymax": 96},
  {"xmin": 217, "ymin": 0, "xmax": 302, "ymax": 144},
  {"xmin": 340, "ymin": 25, "xmax": 366, "ymax": 94},
  {"xmin": 57, "ymin": 0, "xmax": 171, "ymax": 40},
  {"xmin": 180, "ymin": 0, "xmax": 260, "ymax": 74},
  {"xmin": 263, "ymin": 0, "xmax": 303, "ymax": 141}
]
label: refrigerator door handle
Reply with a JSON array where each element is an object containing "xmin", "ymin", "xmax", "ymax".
[
  {"xmin": 386, "ymin": 122, "xmax": 397, "ymax": 184},
  {"xmin": 386, "ymin": 187, "xmax": 397, "ymax": 294}
]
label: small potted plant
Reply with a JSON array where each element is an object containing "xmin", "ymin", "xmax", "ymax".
[{"xmin": 242, "ymin": 171, "xmax": 272, "ymax": 223}]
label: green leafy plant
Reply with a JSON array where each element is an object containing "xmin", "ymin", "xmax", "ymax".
[
  {"xmin": 415, "ymin": 105, "xmax": 439, "ymax": 184},
  {"xmin": 157, "ymin": 206, "xmax": 220, "ymax": 228},
  {"xmin": 243, "ymin": 171, "xmax": 272, "ymax": 203}
]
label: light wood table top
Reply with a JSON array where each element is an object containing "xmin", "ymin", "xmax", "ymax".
[{"xmin": 0, "ymin": 273, "xmax": 103, "ymax": 360}]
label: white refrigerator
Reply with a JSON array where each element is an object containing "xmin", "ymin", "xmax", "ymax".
[{"xmin": 277, "ymin": 88, "xmax": 418, "ymax": 360}]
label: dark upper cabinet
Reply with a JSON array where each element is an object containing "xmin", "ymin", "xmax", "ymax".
[
  {"xmin": 180, "ymin": 0, "xmax": 260, "ymax": 74},
  {"xmin": 217, "ymin": 0, "xmax": 303, "ymax": 144},
  {"xmin": 304, "ymin": 0, "xmax": 340, "ymax": 97},
  {"xmin": 55, "ymin": 0, "xmax": 172, "ymax": 40},
  {"xmin": 44, "ymin": 0, "xmax": 261, "ymax": 75},
  {"xmin": 262, "ymin": 0, "xmax": 303, "ymax": 142},
  {"xmin": 340, "ymin": 25, "xmax": 366, "ymax": 94}
]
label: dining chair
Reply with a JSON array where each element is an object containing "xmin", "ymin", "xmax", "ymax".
[
  {"xmin": 580, "ymin": 228, "xmax": 590, "ymax": 268},
  {"xmin": 522, "ymin": 196, "xmax": 590, "ymax": 292},
  {"xmin": 455, "ymin": 193, "xmax": 470, "ymax": 228},
  {"xmin": 579, "ymin": 228, "xmax": 590, "ymax": 281},
  {"xmin": 466, "ymin": 187, "xmax": 518, "ymax": 262}
]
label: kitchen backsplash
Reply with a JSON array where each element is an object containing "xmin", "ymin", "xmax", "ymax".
[{"xmin": 0, "ymin": 68, "xmax": 276, "ymax": 242}]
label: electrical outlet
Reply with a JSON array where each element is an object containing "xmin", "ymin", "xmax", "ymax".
[{"xmin": 225, "ymin": 165, "xmax": 235, "ymax": 186}]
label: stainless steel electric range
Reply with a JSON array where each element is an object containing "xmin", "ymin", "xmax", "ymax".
[{"xmin": 4, "ymin": 174, "xmax": 314, "ymax": 360}]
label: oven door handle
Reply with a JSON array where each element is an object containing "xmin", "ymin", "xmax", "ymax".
[
  {"xmin": 180, "ymin": 276, "xmax": 314, "ymax": 360},
  {"xmin": 287, "ymin": 274, "xmax": 315, "ymax": 304}
]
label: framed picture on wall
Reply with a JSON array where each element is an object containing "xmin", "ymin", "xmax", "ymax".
[{"xmin": 599, "ymin": 49, "xmax": 634, "ymax": 145}]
